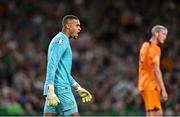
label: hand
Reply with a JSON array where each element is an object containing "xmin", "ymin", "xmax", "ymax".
[
  {"xmin": 77, "ymin": 87, "xmax": 92, "ymax": 103},
  {"xmin": 161, "ymin": 90, "xmax": 168, "ymax": 102},
  {"xmin": 47, "ymin": 84, "xmax": 60, "ymax": 106}
]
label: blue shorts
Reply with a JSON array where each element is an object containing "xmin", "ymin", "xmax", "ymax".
[{"xmin": 44, "ymin": 89, "xmax": 78, "ymax": 116}]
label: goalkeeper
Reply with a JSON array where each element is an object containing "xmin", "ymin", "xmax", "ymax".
[{"xmin": 43, "ymin": 15, "xmax": 92, "ymax": 116}]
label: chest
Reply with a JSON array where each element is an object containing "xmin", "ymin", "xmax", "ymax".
[{"xmin": 63, "ymin": 45, "xmax": 72, "ymax": 59}]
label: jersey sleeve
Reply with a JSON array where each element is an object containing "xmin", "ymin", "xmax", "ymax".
[
  {"xmin": 70, "ymin": 75, "xmax": 81, "ymax": 89},
  {"xmin": 150, "ymin": 46, "xmax": 160, "ymax": 65},
  {"xmin": 46, "ymin": 39, "xmax": 67, "ymax": 85}
]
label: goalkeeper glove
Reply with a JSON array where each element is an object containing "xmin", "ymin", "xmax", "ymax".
[
  {"xmin": 46, "ymin": 84, "xmax": 60, "ymax": 106},
  {"xmin": 77, "ymin": 87, "xmax": 92, "ymax": 103}
]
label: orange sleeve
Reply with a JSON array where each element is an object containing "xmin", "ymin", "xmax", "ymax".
[{"xmin": 149, "ymin": 45, "xmax": 161, "ymax": 65}]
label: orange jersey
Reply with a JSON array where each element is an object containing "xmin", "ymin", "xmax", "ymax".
[{"xmin": 138, "ymin": 42, "xmax": 161, "ymax": 91}]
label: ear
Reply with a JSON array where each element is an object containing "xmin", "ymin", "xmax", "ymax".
[
  {"xmin": 154, "ymin": 32, "xmax": 159, "ymax": 37},
  {"xmin": 65, "ymin": 24, "xmax": 70, "ymax": 29}
]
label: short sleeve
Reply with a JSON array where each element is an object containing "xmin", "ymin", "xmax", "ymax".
[{"xmin": 149, "ymin": 45, "xmax": 161, "ymax": 65}]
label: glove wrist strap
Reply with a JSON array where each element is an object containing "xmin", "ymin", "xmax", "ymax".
[
  {"xmin": 48, "ymin": 84, "xmax": 55, "ymax": 94},
  {"xmin": 72, "ymin": 82, "xmax": 81, "ymax": 90}
]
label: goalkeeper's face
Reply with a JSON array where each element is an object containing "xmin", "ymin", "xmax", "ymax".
[{"xmin": 68, "ymin": 19, "xmax": 81, "ymax": 40}]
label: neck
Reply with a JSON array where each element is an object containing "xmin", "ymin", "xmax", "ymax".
[
  {"xmin": 62, "ymin": 28, "xmax": 70, "ymax": 38},
  {"xmin": 150, "ymin": 36, "xmax": 158, "ymax": 45}
]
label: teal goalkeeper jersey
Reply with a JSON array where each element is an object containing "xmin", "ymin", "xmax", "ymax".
[{"xmin": 43, "ymin": 32, "xmax": 79, "ymax": 95}]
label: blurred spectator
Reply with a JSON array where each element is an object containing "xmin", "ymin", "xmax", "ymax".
[{"xmin": 0, "ymin": 0, "xmax": 179, "ymax": 116}]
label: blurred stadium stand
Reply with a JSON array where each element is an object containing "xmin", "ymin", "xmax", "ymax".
[{"xmin": 0, "ymin": 0, "xmax": 179, "ymax": 116}]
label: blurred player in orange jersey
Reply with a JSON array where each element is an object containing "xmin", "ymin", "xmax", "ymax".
[{"xmin": 138, "ymin": 25, "xmax": 168, "ymax": 116}]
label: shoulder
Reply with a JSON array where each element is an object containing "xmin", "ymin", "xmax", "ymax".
[
  {"xmin": 149, "ymin": 43, "xmax": 160, "ymax": 56},
  {"xmin": 150, "ymin": 43, "xmax": 160, "ymax": 52},
  {"xmin": 140, "ymin": 42, "xmax": 150, "ymax": 52},
  {"xmin": 51, "ymin": 33, "xmax": 67, "ymax": 46},
  {"xmin": 141, "ymin": 42, "xmax": 150, "ymax": 48}
]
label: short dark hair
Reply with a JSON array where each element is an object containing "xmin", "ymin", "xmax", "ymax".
[{"xmin": 62, "ymin": 15, "xmax": 79, "ymax": 26}]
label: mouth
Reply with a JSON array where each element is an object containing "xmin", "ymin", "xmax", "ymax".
[
  {"xmin": 77, "ymin": 32, "xmax": 79, "ymax": 35},
  {"xmin": 72, "ymin": 36, "xmax": 78, "ymax": 40}
]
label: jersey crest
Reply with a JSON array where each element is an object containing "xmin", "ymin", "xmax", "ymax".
[{"xmin": 58, "ymin": 38, "xmax": 63, "ymax": 44}]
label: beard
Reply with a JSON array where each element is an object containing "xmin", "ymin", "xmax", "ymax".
[
  {"xmin": 70, "ymin": 35, "xmax": 78, "ymax": 40},
  {"xmin": 158, "ymin": 38, "xmax": 165, "ymax": 45},
  {"xmin": 157, "ymin": 38, "xmax": 164, "ymax": 47}
]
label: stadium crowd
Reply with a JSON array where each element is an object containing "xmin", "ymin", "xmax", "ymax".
[{"xmin": 0, "ymin": 0, "xmax": 180, "ymax": 115}]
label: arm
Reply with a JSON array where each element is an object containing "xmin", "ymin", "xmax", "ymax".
[
  {"xmin": 70, "ymin": 75, "xmax": 81, "ymax": 90},
  {"xmin": 46, "ymin": 40, "xmax": 67, "ymax": 85},
  {"xmin": 153, "ymin": 64, "xmax": 166, "ymax": 92},
  {"xmin": 46, "ymin": 39, "xmax": 67, "ymax": 106},
  {"xmin": 153, "ymin": 64, "xmax": 168, "ymax": 102},
  {"xmin": 151, "ymin": 46, "xmax": 168, "ymax": 102},
  {"xmin": 70, "ymin": 75, "xmax": 92, "ymax": 102}
]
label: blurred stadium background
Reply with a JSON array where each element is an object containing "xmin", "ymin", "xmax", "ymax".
[{"xmin": 0, "ymin": 0, "xmax": 180, "ymax": 116}]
